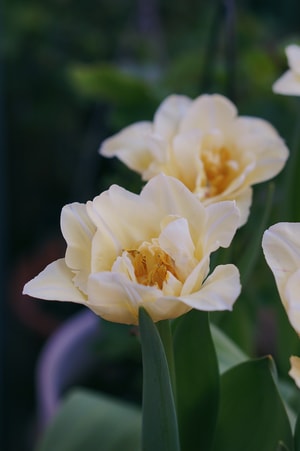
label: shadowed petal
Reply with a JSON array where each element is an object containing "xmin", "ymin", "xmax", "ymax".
[
  {"xmin": 179, "ymin": 264, "xmax": 241, "ymax": 311},
  {"xmin": 23, "ymin": 259, "xmax": 87, "ymax": 303}
]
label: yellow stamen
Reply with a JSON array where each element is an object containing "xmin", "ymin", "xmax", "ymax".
[
  {"xmin": 201, "ymin": 146, "xmax": 238, "ymax": 197},
  {"xmin": 127, "ymin": 244, "xmax": 177, "ymax": 289}
]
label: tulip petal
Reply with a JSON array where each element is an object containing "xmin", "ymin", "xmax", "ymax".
[
  {"xmin": 284, "ymin": 269, "xmax": 300, "ymax": 334},
  {"xmin": 23, "ymin": 259, "xmax": 86, "ymax": 303},
  {"xmin": 87, "ymin": 272, "xmax": 188, "ymax": 325},
  {"xmin": 61, "ymin": 203, "xmax": 96, "ymax": 293},
  {"xmin": 203, "ymin": 201, "xmax": 240, "ymax": 254},
  {"xmin": 179, "ymin": 264, "xmax": 241, "ymax": 311},
  {"xmin": 158, "ymin": 217, "xmax": 197, "ymax": 281},
  {"xmin": 286, "ymin": 44, "xmax": 300, "ymax": 75},
  {"xmin": 99, "ymin": 121, "xmax": 156, "ymax": 173},
  {"xmin": 179, "ymin": 94, "xmax": 237, "ymax": 133},
  {"xmin": 262, "ymin": 223, "xmax": 300, "ymax": 309},
  {"xmin": 87, "ymin": 184, "xmax": 160, "ymax": 250},
  {"xmin": 141, "ymin": 174, "xmax": 206, "ymax": 243},
  {"xmin": 273, "ymin": 70, "xmax": 300, "ymax": 96},
  {"xmin": 172, "ymin": 130, "xmax": 204, "ymax": 191},
  {"xmin": 153, "ymin": 94, "xmax": 192, "ymax": 142},
  {"xmin": 289, "ymin": 356, "xmax": 300, "ymax": 388}
]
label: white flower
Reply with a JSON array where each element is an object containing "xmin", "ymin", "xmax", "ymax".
[
  {"xmin": 262, "ymin": 222, "xmax": 300, "ymax": 334},
  {"xmin": 100, "ymin": 94, "xmax": 288, "ymax": 226},
  {"xmin": 23, "ymin": 175, "xmax": 241, "ymax": 325},
  {"xmin": 273, "ymin": 44, "xmax": 300, "ymax": 96}
]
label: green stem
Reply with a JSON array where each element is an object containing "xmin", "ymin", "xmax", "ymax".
[{"xmin": 156, "ymin": 319, "xmax": 177, "ymax": 403}]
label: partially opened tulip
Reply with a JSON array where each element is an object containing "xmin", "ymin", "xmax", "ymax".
[
  {"xmin": 273, "ymin": 44, "xmax": 300, "ymax": 96},
  {"xmin": 100, "ymin": 94, "xmax": 288, "ymax": 226},
  {"xmin": 23, "ymin": 174, "xmax": 241, "ymax": 325},
  {"xmin": 262, "ymin": 222, "xmax": 300, "ymax": 334}
]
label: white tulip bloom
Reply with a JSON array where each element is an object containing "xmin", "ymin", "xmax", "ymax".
[
  {"xmin": 100, "ymin": 94, "xmax": 288, "ymax": 226},
  {"xmin": 23, "ymin": 175, "xmax": 241, "ymax": 325}
]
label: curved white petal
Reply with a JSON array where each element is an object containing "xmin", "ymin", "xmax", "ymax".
[
  {"xmin": 99, "ymin": 121, "xmax": 156, "ymax": 173},
  {"xmin": 172, "ymin": 130, "xmax": 204, "ymax": 190},
  {"xmin": 158, "ymin": 216, "xmax": 197, "ymax": 281},
  {"xmin": 181, "ymin": 256, "xmax": 210, "ymax": 296},
  {"xmin": 23, "ymin": 259, "xmax": 87, "ymax": 303},
  {"xmin": 233, "ymin": 117, "xmax": 289, "ymax": 184},
  {"xmin": 203, "ymin": 201, "xmax": 240, "ymax": 254},
  {"xmin": 141, "ymin": 174, "xmax": 206, "ymax": 243},
  {"xmin": 284, "ymin": 269, "xmax": 300, "ymax": 334},
  {"xmin": 179, "ymin": 264, "xmax": 241, "ymax": 311},
  {"xmin": 286, "ymin": 45, "xmax": 300, "ymax": 75},
  {"xmin": 61, "ymin": 203, "xmax": 96, "ymax": 293},
  {"xmin": 153, "ymin": 94, "xmax": 192, "ymax": 142},
  {"xmin": 289, "ymin": 356, "xmax": 300, "ymax": 389},
  {"xmin": 273, "ymin": 70, "xmax": 300, "ymax": 96},
  {"xmin": 87, "ymin": 183, "xmax": 160, "ymax": 250},
  {"xmin": 179, "ymin": 94, "xmax": 237, "ymax": 133},
  {"xmin": 87, "ymin": 272, "xmax": 188, "ymax": 325},
  {"xmin": 262, "ymin": 223, "xmax": 300, "ymax": 309}
]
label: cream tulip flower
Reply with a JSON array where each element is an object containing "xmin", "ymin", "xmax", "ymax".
[
  {"xmin": 100, "ymin": 94, "xmax": 288, "ymax": 226},
  {"xmin": 273, "ymin": 45, "xmax": 300, "ymax": 96},
  {"xmin": 262, "ymin": 222, "xmax": 300, "ymax": 334},
  {"xmin": 289, "ymin": 356, "xmax": 300, "ymax": 389},
  {"xmin": 23, "ymin": 175, "xmax": 241, "ymax": 325}
]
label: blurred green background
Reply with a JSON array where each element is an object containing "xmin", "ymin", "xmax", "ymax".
[{"xmin": 3, "ymin": 0, "xmax": 300, "ymax": 450}]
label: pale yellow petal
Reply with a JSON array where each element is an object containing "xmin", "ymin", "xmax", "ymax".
[
  {"xmin": 233, "ymin": 117, "xmax": 289, "ymax": 184},
  {"xmin": 99, "ymin": 121, "xmax": 157, "ymax": 173},
  {"xmin": 202, "ymin": 201, "xmax": 240, "ymax": 254},
  {"xmin": 87, "ymin": 184, "xmax": 160, "ymax": 250},
  {"xmin": 141, "ymin": 174, "xmax": 206, "ymax": 244},
  {"xmin": 262, "ymin": 223, "xmax": 300, "ymax": 310},
  {"xmin": 172, "ymin": 130, "xmax": 204, "ymax": 190},
  {"xmin": 284, "ymin": 269, "xmax": 300, "ymax": 334},
  {"xmin": 179, "ymin": 94, "xmax": 237, "ymax": 134},
  {"xmin": 286, "ymin": 44, "xmax": 300, "ymax": 75},
  {"xmin": 153, "ymin": 94, "xmax": 192, "ymax": 141},
  {"xmin": 179, "ymin": 264, "xmax": 241, "ymax": 311},
  {"xmin": 23, "ymin": 259, "xmax": 87, "ymax": 303},
  {"xmin": 181, "ymin": 256, "xmax": 210, "ymax": 296},
  {"xmin": 87, "ymin": 272, "xmax": 187, "ymax": 324},
  {"xmin": 61, "ymin": 203, "xmax": 96, "ymax": 293},
  {"xmin": 289, "ymin": 356, "xmax": 300, "ymax": 389},
  {"xmin": 158, "ymin": 217, "xmax": 197, "ymax": 281},
  {"xmin": 273, "ymin": 70, "xmax": 300, "ymax": 96}
]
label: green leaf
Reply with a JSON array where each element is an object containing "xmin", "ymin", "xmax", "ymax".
[
  {"xmin": 210, "ymin": 323, "xmax": 248, "ymax": 373},
  {"xmin": 139, "ymin": 308, "xmax": 180, "ymax": 451},
  {"xmin": 212, "ymin": 357, "xmax": 294, "ymax": 451},
  {"xmin": 173, "ymin": 310, "xmax": 220, "ymax": 451},
  {"xmin": 36, "ymin": 389, "xmax": 141, "ymax": 451},
  {"xmin": 293, "ymin": 409, "xmax": 300, "ymax": 450}
]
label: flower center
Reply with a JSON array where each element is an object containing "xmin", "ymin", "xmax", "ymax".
[
  {"xmin": 127, "ymin": 243, "xmax": 178, "ymax": 289},
  {"xmin": 201, "ymin": 146, "xmax": 239, "ymax": 197}
]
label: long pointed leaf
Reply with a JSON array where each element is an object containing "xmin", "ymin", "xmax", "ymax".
[
  {"xmin": 139, "ymin": 308, "xmax": 180, "ymax": 451},
  {"xmin": 174, "ymin": 310, "xmax": 220, "ymax": 451},
  {"xmin": 212, "ymin": 356, "xmax": 294, "ymax": 451}
]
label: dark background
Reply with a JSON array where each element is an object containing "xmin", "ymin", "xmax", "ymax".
[{"xmin": 3, "ymin": 0, "xmax": 300, "ymax": 449}]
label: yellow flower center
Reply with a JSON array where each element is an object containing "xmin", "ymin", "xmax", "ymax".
[
  {"xmin": 201, "ymin": 146, "xmax": 239, "ymax": 197},
  {"xmin": 127, "ymin": 244, "xmax": 178, "ymax": 289}
]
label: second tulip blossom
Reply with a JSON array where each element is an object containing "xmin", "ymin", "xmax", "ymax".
[{"xmin": 100, "ymin": 93, "xmax": 289, "ymax": 226}]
